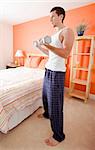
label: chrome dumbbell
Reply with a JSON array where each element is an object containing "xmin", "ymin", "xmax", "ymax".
[
  {"xmin": 39, "ymin": 36, "xmax": 51, "ymax": 45},
  {"xmin": 33, "ymin": 35, "xmax": 51, "ymax": 47}
]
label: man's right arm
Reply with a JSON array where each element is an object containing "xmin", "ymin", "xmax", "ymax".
[{"xmin": 37, "ymin": 45, "xmax": 49, "ymax": 56}]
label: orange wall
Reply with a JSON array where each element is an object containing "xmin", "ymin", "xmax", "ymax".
[
  {"xmin": 13, "ymin": 3, "xmax": 95, "ymax": 94},
  {"xmin": 13, "ymin": 16, "xmax": 53, "ymax": 55}
]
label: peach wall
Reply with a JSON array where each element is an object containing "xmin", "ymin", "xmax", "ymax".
[
  {"xmin": 13, "ymin": 3, "xmax": 95, "ymax": 94},
  {"xmin": 65, "ymin": 3, "xmax": 95, "ymax": 36},
  {"xmin": 13, "ymin": 16, "xmax": 53, "ymax": 55}
]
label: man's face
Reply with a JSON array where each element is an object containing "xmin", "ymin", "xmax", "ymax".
[{"xmin": 50, "ymin": 10, "xmax": 62, "ymax": 28}]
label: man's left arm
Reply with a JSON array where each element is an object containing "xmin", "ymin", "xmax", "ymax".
[{"xmin": 44, "ymin": 29, "xmax": 75, "ymax": 59}]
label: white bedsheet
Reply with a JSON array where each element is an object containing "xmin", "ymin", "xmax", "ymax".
[
  {"xmin": 0, "ymin": 67, "xmax": 45, "ymax": 106},
  {"xmin": 0, "ymin": 67, "xmax": 44, "ymax": 89}
]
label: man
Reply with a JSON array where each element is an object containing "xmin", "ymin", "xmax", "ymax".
[{"xmin": 36, "ymin": 7, "xmax": 74, "ymax": 146}]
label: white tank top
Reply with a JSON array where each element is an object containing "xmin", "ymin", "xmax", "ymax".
[{"xmin": 45, "ymin": 27, "xmax": 67, "ymax": 72}]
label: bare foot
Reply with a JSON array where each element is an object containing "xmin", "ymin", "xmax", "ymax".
[
  {"xmin": 37, "ymin": 113, "xmax": 49, "ymax": 119},
  {"xmin": 37, "ymin": 114, "xmax": 44, "ymax": 118},
  {"xmin": 45, "ymin": 137, "xmax": 60, "ymax": 146}
]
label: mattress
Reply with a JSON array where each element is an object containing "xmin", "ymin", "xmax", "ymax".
[{"xmin": 0, "ymin": 67, "xmax": 45, "ymax": 133}]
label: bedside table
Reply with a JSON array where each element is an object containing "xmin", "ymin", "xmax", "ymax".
[{"xmin": 6, "ymin": 63, "xmax": 19, "ymax": 69}]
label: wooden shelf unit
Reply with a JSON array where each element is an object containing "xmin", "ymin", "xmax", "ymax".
[
  {"xmin": 69, "ymin": 35, "xmax": 95, "ymax": 102},
  {"xmin": 69, "ymin": 89, "xmax": 86, "ymax": 101}
]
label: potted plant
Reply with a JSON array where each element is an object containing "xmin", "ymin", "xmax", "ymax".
[{"xmin": 76, "ymin": 23, "xmax": 87, "ymax": 36}]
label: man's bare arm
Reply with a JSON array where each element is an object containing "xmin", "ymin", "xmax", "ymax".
[
  {"xmin": 44, "ymin": 29, "xmax": 74, "ymax": 58},
  {"xmin": 44, "ymin": 44, "xmax": 68, "ymax": 58},
  {"xmin": 36, "ymin": 45, "xmax": 49, "ymax": 56}
]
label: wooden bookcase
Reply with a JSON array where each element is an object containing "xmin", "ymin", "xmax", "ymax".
[{"xmin": 69, "ymin": 35, "xmax": 95, "ymax": 102}]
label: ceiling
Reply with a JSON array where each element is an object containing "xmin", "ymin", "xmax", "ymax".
[{"xmin": 0, "ymin": 0, "xmax": 95, "ymax": 25}]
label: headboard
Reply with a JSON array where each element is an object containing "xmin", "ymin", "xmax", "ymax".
[{"xmin": 24, "ymin": 53, "xmax": 48, "ymax": 69}]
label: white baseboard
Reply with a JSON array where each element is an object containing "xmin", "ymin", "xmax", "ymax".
[{"xmin": 64, "ymin": 87, "xmax": 95, "ymax": 101}]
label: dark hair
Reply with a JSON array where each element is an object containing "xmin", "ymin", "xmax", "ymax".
[{"xmin": 50, "ymin": 7, "xmax": 65, "ymax": 23}]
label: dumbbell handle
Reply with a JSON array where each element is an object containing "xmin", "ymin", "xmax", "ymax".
[{"xmin": 33, "ymin": 41, "xmax": 39, "ymax": 47}]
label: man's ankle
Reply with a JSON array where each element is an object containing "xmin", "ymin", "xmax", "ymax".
[
  {"xmin": 43, "ymin": 112, "xmax": 49, "ymax": 119},
  {"xmin": 37, "ymin": 113, "xmax": 49, "ymax": 119}
]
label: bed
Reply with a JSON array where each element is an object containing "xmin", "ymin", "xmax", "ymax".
[{"xmin": 0, "ymin": 55, "xmax": 48, "ymax": 133}]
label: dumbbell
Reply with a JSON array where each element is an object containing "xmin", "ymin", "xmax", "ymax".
[{"xmin": 33, "ymin": 35, "xmax": 51, "ymax": 47}]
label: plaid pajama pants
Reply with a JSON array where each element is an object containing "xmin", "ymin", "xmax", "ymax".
[{"xmin": 42, "ymin": 68, "xmax": 65, "ymax": 142}]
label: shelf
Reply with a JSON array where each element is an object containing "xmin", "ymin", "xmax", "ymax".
[
  {"xmin": 69, "ymin": 90, "xmax": 86, "ymax": 101},
  {"xmin": 73, "ymin": 67, "xmax": 88, "ymax": 71},
  {"xmin": 76, "ymin": 36, "xmax": 95, "ymax": 40},
  {"xmin": 73, "ymin": 53, "xmax": 90, "ymax": 55},
  {"xmin": 72, "ymin": 79, "xmax": 87, "ymax": 85}
]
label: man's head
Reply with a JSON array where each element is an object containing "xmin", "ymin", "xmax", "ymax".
[{"xmin": 50, "ymin": 7, "xmax": 65, "ymax": 28}]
